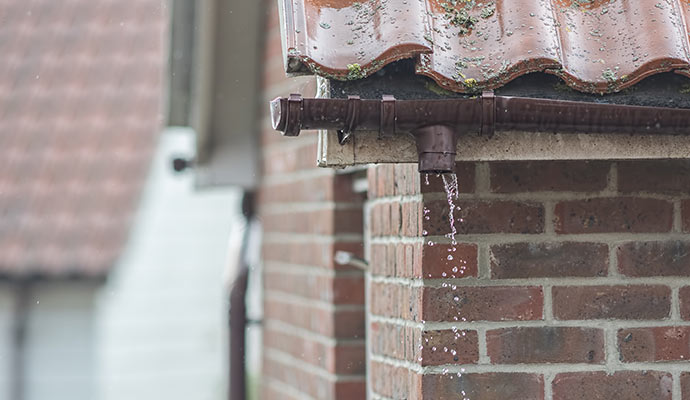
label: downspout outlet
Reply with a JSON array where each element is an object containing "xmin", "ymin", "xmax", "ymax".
[{"xmin": 412, "ymin": 125, "xmax": 458, "ymax": 174}]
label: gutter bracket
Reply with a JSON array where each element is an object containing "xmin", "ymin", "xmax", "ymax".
[
  {"xmin": 379, "ymin": 95, "xmax": 396, "ymax": 139},
  {"xmin": 284, "ymin": 93, "xmax": 303, "ymax": 136},
  {"xmin": 481, "ymin": 90, "xmax": 495, "ymax": 137},
  {"xmin": 337, "ymin": 95, "xmax": 361, "ymax": 144}
]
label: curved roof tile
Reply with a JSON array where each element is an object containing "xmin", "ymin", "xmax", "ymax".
[
  {"xmin": 0, "ymin": 0, "xmax": 164, "ymax": 278},
  {"xmin": 281, "ymin": 0, "xmax": 690, "ymax": 94}
]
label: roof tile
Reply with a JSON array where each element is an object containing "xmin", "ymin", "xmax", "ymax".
[
  {"xmin": 0, "ymin": 0, "xmax": 164, "ymax": 278},
  {"xmin": 281, "ymin": 0, "xmax": 690, "ymax": 93}
]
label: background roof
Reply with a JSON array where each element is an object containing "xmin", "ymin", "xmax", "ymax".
[
  {"xmin": 281, "ymin": 0, "xmax": 690, "ymax": 94},
  {"xmin": 0, "ymin": 0, "xmax": 165, "ymax": 278}
]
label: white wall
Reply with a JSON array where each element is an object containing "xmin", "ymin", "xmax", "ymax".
[
  {"xmin": 0, "ymin": 281, "xmax": 99, "ymax": 400},
  {"xmin": 97, "ymin": 128, "xmax": 244, "ymax": 400},
  {"xmin": 24, "ymin": 282, "xmax": 98, "ymax": 400}
]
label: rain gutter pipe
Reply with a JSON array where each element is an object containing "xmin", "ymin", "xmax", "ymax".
[
  {"xmin": 229, "ymin": 191, "xmax": 256, "ymax": 400},
  {"xmin": 270, "ymin": 92, "xmax": 690, "ymax": 174}
]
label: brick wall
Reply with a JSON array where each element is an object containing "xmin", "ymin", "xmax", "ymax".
[
  {"xmin": 368, "ymin": 160, "xmax": 690, "ymax": 400},
  {"xmin": 259, "ymin": 4, "xmax": 367, "ymax": 399}
]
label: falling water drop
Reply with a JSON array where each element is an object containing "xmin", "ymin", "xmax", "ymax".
[{"xmin": 441, "ymin": 173, "xmax": 459, "ymax": 248}]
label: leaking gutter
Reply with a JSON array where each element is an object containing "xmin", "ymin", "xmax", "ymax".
[{"xmin": 271, "ymin": 92, "xmax": 690, "ymax": 173}]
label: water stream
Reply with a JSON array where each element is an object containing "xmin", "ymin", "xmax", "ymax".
[{"xmin": 421, "ymin": 173, "xmax": 470, "ymax": 397}]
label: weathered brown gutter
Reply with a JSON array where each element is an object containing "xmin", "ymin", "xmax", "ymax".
[{"xmin": 270, "ymin": 92, "xmax": 690, "ymax": 173}]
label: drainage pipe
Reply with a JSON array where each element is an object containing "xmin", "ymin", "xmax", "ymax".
[
  {"xmin": 11, "ymin": 282, "xmax": 29, "ymax": 400},
  {"xmin": 270, "ymin": 92, "xmax": 690, "ymax": 173},
  {"xmin": 229, "ymin": 191, "xmax": 255, "ymax": 400}
]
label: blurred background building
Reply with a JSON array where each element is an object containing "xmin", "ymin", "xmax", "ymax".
[{"xmin": 0, "ymin": 1, "xmax": 243, "ymax": 399}]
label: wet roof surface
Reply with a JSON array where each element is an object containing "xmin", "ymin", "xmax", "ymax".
[
  {"xmin": 0, "ymin": 0, "xmax": 164, "ymax": 278},
  {"xmin": 281, "ymin": 0, "xmax": 690, "ymax": 94}
]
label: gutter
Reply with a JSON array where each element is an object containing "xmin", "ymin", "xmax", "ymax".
[{"xmin": 270, "ymin": 92, "xmax": 690, "ymax": 173}]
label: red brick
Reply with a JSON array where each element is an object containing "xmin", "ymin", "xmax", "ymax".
[
  {"xmin": 375, "ymin": 164, "xmax": 397, "ymax": 197},
  {"xmin": 553, "ymin": 285, "xmax": 671, "ymax": 320},
  {"xmin": 618, "ymin": 240, "xmax": 690, "ymax": 277},
  {"xmin": 552, "ymin": 371, "xmax": 672, "ymax": 400},
  {"xmin": 367, "ymin": 166, "xmax": 378, "ymax": 199},
  {"xmin": 490, "ymin": 161, "xmax": 609, "ymax": 193},
  {"xmin": 334, "ymin": 208, "xmax": 365, "ymax": 234},
  {"xmin": 261, "ymin": 383, "xmax": 302, "ymax": 400},
  {"xmin": 264, "ymin": 269, "xmax": 365, "ymax": 305},
  {"xmin": 424, "ymin": 200, "xmax": 544, "ymax": 236},
  {"xmin": 262, "ymin": 208, "xmax": 363, "ymax": 235},
  {"xmin": 422, "ymin": 242, "xmax": 478, "ymax": 279},
  {"xmin": 618, "ymin": 160, "xmax": 690, "ymax": 194},
  {"xmin": 260, "ymin": 174, "xmax": 335, "ymax": 204},
  {"xmin": 334, "ymin": 381, "xmax": 367, "ymax": 399},
  {"xmin": 554, "ymin": 198, "xmax": 673, "ymax": 234},
  {"xmin": 395, "ymin": 242, "xmax": 417, "ymax": 278},
  {"xmin": 370, "ymin": 282, "xmax": 422, "ymax": 320},
  {"xmin": 394, "ymin": 163, "xmax": 422, "ymax": 196},
  {"xmin": 683, "ymin": 200, "xmax": 690, "ymax": 233},
  {"xmin": 371, "ymin": 361, "xmax": 393, "ymax": 397},
  {"xmin": 370, "ymin": 201, "xmax": 401, "ymax": 237},
  {"xmin": 375, "ymin": 165, "xmax": 389, "ymax": 199},
  {"xmin": 618, "ymin": 326, "xmax": 690, "ymax": 362},
  {"xmin": 262, "ymin": 241, "xmax": 364, "ymax": 270},
  {"xmin": 370, "ymin": 203, "xmax": 383, "ymax": 237},
  {"xmin": 389, "ymin": 201, "xmax": 402, "ymax": 236},
  {"xmin": 261, "ymin": 125, "xmax": 293, "ymax": 147},
  {"xmin": 369, "ymin": 243, "xmax": 395, "ymax": 277},
  {"xmin": 264, "ymin": 327, "xmax": 365, "ymax": 374},
  {"xmin": 333, "ymin": 173, "xmax": 366, "ymax": 203},
  {"xmin": 486, "ymin": 327, "xmax": 604, "ymax": 364},
  {"xmin": 264, "ymin": 354, "xmax": 366, "ymax": 399},
  {"xmin": 369, "ymin": 322, "xmax": 479, "ymax": 366},
  {"xmin": 490, "ymin": 242, "xmax": 608, "ymax": 278},
  {"xmin": 401, "ymin": 200, "xmax": 423, "ymax": 237},
  {"xmin": 422, "ymin": 286, "xmax": 543, "ymax": 322},
  {"xmin": 422, "ymin": 373, "xmax": 544, "ymax": 400},
  {"xmin": 681, "ymin": 286, "xmax": 690, "ymax": 320},
  {"xmin": 333, "ymin": 310, "xmax": 367, "ymax": 339},
  {"xmin": 370, "ymin": 322, "xmax": 419, "ymax": 362},
  {"xmin": 421, "ymin": 329, "xmax": 479, "ymax": 366},
  {"xmin": 262, "ymin": 142, "xmax": 318, "ymax": 175},
  {"xmin": 682, "ymin": 372, "xmax": 690, "ymax": 400},
  {"xmin": 421, "ymin": 162, "xmax": 475, "ymax": 194},
  {"xmin": 369, "ymin": 242, "xmax": 421, "ymax": 278},
  {"xmin": 264, "ymin": 299, "xmax": 365, "ymax": 338},
  {"xmin": 371, "ymin": 361, "xmax": 421, "ymax": 399}
]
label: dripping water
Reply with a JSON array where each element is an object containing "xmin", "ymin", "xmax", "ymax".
[
  {"xmin": 442, "ymin": 173, "xmax": 459, "ymax": 251},
  {"xmin": 422, "ymin": 173, "xmax": 470, "ymax": 392}
]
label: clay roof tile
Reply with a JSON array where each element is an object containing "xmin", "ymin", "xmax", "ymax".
[
  {"xmin": 0, "ymin": 0, "xmax": 164, "ymax": 278},
  {"xmin": 280, "ymin": 0, "xmax": 690, "ymax": 94}
]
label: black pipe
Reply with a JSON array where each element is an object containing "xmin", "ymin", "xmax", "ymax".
[
  {"xmin": 11, "ymin": 282, "xmax": 29, "ymax": 400},
  {"xmin": 229, "ymin": 191, "xmax": 255, "ymax": 400},
  {"xmin": 229, "ymin": 264, "xmax": 248, "ymax": 400}
]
